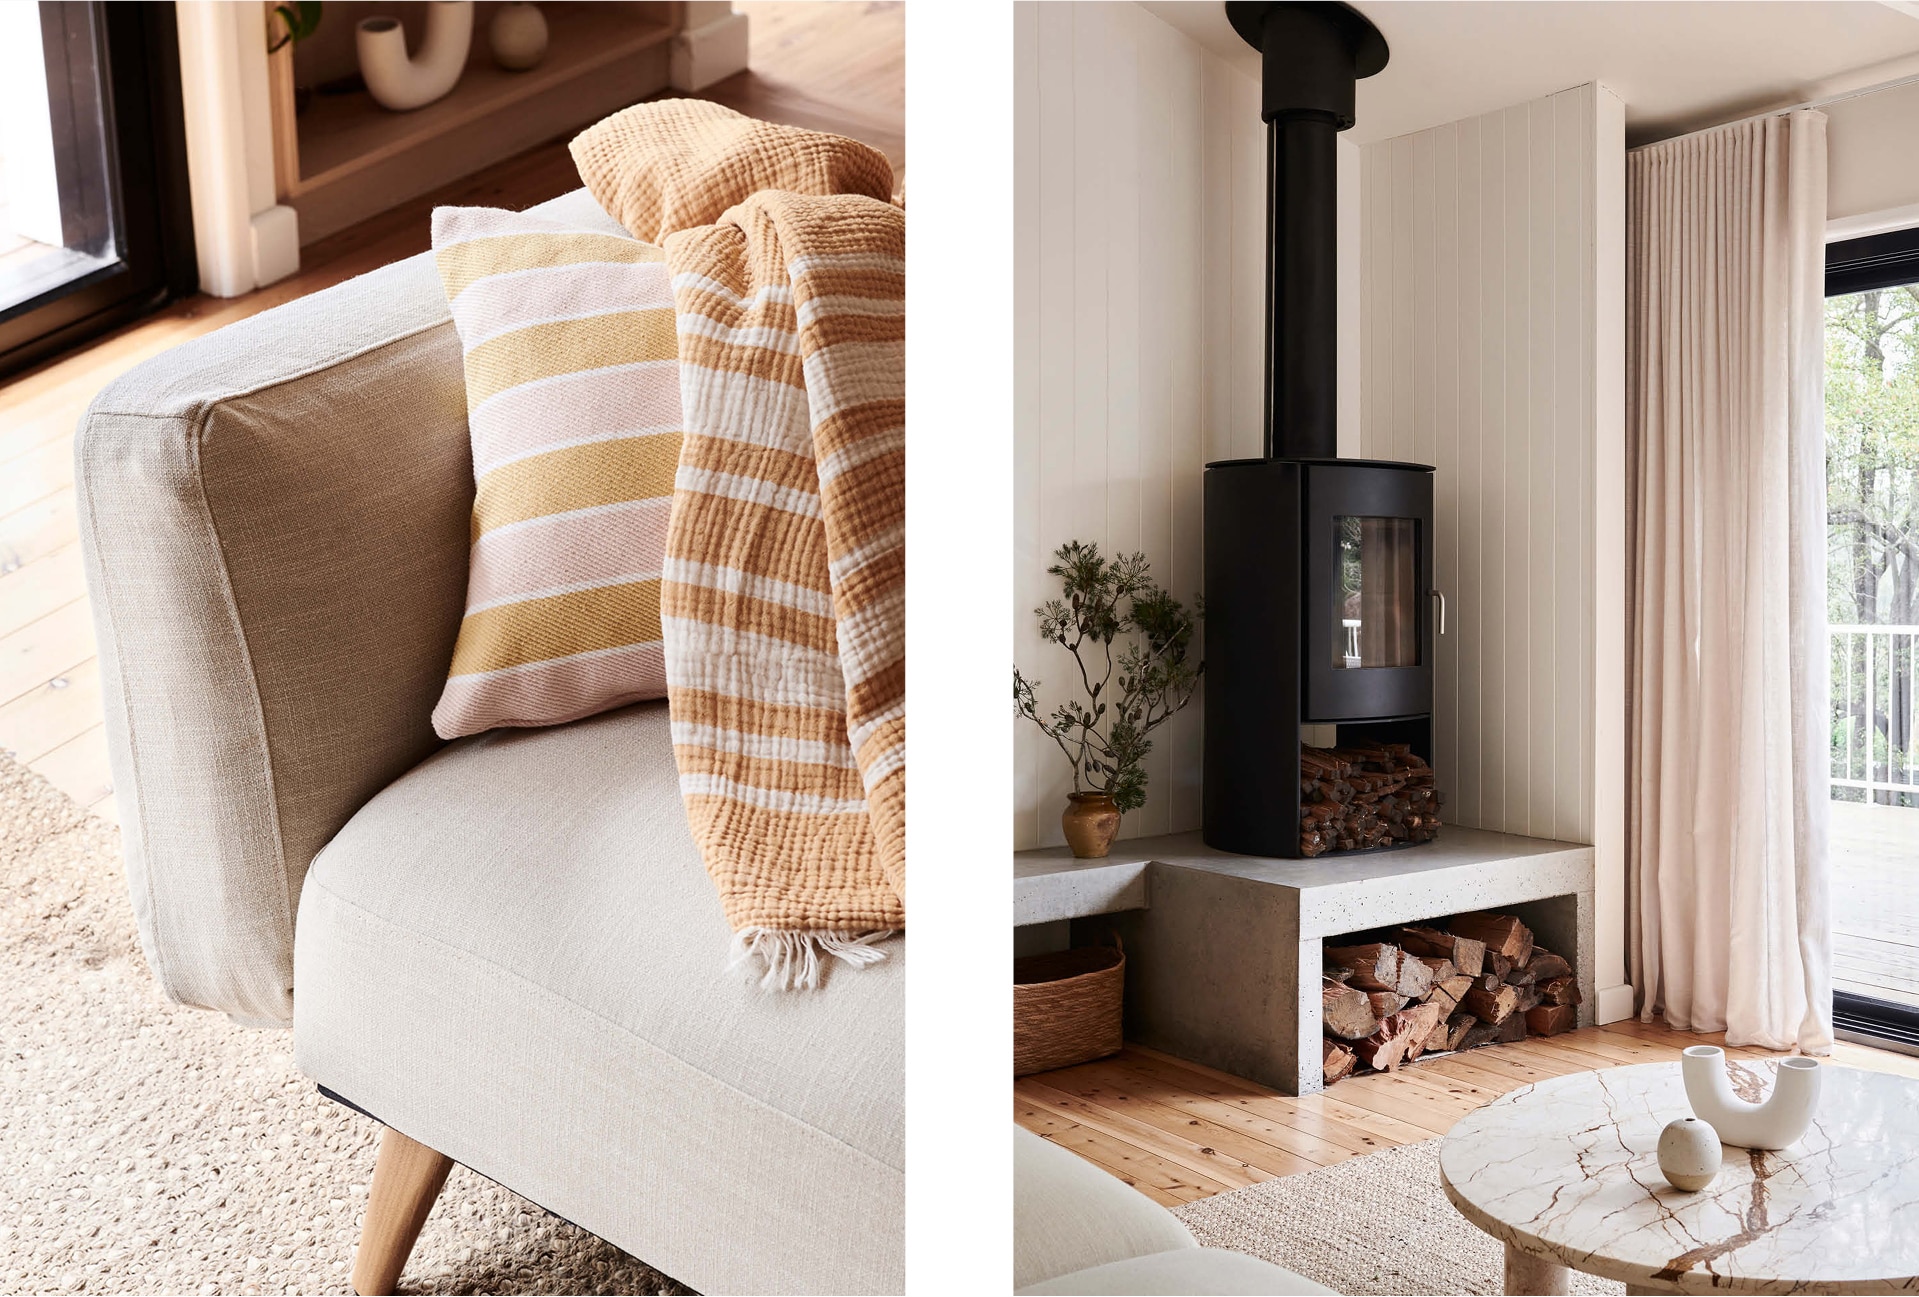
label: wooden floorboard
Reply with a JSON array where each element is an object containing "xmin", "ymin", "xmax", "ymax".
[
  {"xmin": 1016, "ymin": 1021, "xmax": 1919, "ymax": 1208},
  {"xmin": 0, "ymin": 1, "xmax": 900, "ymax": 812}
]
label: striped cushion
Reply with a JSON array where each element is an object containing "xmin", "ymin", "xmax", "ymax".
[{"xmin": 428, "ymin": 205, "xmax": 681, "ymax": 739}]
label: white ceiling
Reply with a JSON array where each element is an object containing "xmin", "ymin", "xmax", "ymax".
[{"xmin": 1138, "ymin": 1, "xmax": 1919, "ymax": 145}]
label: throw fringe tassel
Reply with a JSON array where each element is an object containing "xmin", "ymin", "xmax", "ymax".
[{"xmin": 727, "ymin": 927, "xmax": 894, "ymax": 991}]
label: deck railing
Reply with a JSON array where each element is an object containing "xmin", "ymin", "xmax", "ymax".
[{"xmin": 1831, "ymin": 624, "xmax": 1919, "ymax": 805}]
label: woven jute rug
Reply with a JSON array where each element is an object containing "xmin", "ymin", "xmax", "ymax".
[
  {"xmin": 1172, "ymin": 1139, "xmax": 1626, "ymax": 1296},
  {"xmin": 0, "ymin": 751, "xmax": 690, "ymax": 1296}
]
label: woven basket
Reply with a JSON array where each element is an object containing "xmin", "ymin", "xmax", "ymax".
[{"xmin": 1013, "ymin": 940, "xmax": 1124, "ymax": 1076}]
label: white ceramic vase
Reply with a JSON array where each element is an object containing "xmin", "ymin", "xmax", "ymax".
[
  {"xmin": 1681, "ymin": 1045, "xmax": 1821, "ymax": 1150},
  {"xmin": 1656, "ymin": 1116, "xmax": 1722, "ymax": 1191},
  {"xmin": 357, "ymin": 2, "xmax": 474, "ymax": 112},
  {"xmin": 490, "ymin": 2, "xmax": 548, "ymax": 70}
]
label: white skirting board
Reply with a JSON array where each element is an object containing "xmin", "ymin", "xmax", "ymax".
[
  {"xmin": 1596, "ymin": 982, "xmax": 1636, "ymax": 1024},
  {"xmin": 672, "ymin": 3, "xmax": 749, "ymax": 92}
]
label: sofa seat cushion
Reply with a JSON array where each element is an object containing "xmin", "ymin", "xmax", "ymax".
[{"xmin": 291, "ymin": 701, "xmax": 902, "ymax": 1295}]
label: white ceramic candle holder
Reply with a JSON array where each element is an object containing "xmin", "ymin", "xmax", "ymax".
[{"xmin": 1681, "ymin": 1045, "xmax": 1821, "ymax": 1150}]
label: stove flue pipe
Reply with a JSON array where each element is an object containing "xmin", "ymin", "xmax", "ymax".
[{"xmin": 1226, "ymin": 2, "xmax": 1388, "ymax": 461}]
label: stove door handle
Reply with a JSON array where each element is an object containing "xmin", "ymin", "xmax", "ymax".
[{"xmin": 1431, "ymin": 589, "xmax": 1447, "ymax": 636}]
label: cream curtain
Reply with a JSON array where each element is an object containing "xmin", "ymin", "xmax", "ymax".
[{"xmin": 1626, "ymin": 111, "xmax": 1832, "ymax": 1052}]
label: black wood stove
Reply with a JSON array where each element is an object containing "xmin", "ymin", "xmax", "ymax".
[{"xmin": 1203, "ymin": 2, "xmax": 1442, "ymax": 858}]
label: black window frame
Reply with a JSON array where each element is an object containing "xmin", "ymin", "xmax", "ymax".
[
  {"xmin": 1826, "ymin": 220, "xmax": 1919, "ymax": 1053},
  {"xmin": 0, "ymin": 2, "xmax": 197, "ymax": 380}
]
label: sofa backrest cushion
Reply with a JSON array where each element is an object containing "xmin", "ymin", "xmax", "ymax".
[{"xmin": 428, "ymin": 205, "xmax": 681, "ymax": 738}]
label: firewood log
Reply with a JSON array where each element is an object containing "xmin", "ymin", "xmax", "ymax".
[
  {"xmin": 1413, "ymin": 955, "xmax": 1456, "ymax": 984},
  {"xmin": 1525, "ymin": 949, "xmax": 1573, "ymax": 983},
  {"xmin": 1495, "ymin": 1011, "xmax": 1529, "ymax": 1043},
  {"xmin": 1437, "ymin": 974, "xmax": 1476, "ymax": 1004},
  {"xmin": 1460, "ymin": 983, "xmax": 1520, "ymax": 1025},
  {"xmin": 1323, "ymin": 1039, "xmax": 1358, "ymax": 1085},
  {"xmin": 1449, "ymin": 911, "xmax": 1534, "ymax": 964},
  {"xmin": 1322, "ymin": 978, "xmax": 1380, "ymax": 1040},
  {"xmin": 1514, "ymin": 985, "xmax": 1543, "ymax": 1014},
  {"xmin": 1365, "ymin": 990, "xmax": 1407, "ymax": 1018},
  {"xmin": 1505, "ymin": 961, "xmax": 1538, "ymax": 987},
  {"xmin": 1458, "ymin": 1020, "xmax": 1501, "ymax": 1050},
  {"xmin": 1394, "ymin": 952, "xmax": 1435, "ymax": 1000},
  {"xmin": 1444, "ymin": 1013, "xmax": 1479, "ymax": 1050},
  {"xmin": 1400, "ymin": 1002, "xmax": 1446, "ymax": 1061},
  {"xmin": 1426, "ymin": 982, "xmax": 1461, "ymax": 1019},
  {"xmin": 1355, "ymin": 1006, "xmax": 1431, "ymax": 1072},
  {"xmin": 1525, "ymin": 1004, "xmax": 1578, "ymax": 1037},
  {"xmin": 1325, "ymin": 942, "xmax": 1400, "ymax": 992},
  {"xmin": 1399, "ymin": 926, "xmax": 1487, "ymax": 978},
  {"xmin": 1537, "ymin": 976, "xmax": 1582, "ymax": 1007},
  {"xmin": 1486, "ymin": 951, "xmax": 1515, "ymax": 981}
]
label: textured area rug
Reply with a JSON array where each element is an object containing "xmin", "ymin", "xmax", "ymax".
[
  {"xmin": 0, "ymin": 752, "xmax": 691, "ymax": 1296},
  {"xmin": 1172, "ymin": 1139, "xmax": 1625, "ymax": 1296}
]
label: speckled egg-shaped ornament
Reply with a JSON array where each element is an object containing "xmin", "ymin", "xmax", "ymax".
[
  {"xmin": 1657, "ymin": 1116, "xmax": 1722, "ymax": 1191},
  {"xmin": 489, "ymin": 2, "xmax": 548, "ymax": 70}
]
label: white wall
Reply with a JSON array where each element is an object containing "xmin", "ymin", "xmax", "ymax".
[
  {"xmin": 1012, "ymin": 1, "xmax": 1361, "ymax": 852},
  {"xmin": 1358, "ymin": 82, "xmax": 1631, "ymax": 1020}
]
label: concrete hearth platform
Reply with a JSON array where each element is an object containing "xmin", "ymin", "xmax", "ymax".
[{"xmin": 1016, "ymin": 827, "xmax": 1594, "ymax": 1096}]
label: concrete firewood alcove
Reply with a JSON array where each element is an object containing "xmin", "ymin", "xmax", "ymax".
[{"xmin": 1015, "ymin": 828, "xmax": 1594, "ymax": 1096}]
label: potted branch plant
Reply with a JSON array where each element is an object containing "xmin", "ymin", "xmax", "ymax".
[{"xmin": 1014, "ymin": 541, "xmax": 1203, "ymax": 858}]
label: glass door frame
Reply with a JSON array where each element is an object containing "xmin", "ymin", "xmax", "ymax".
[
  {"xmin": 0, "ymin": 2, "xmax": 196, "ymax": 379},
  {"xmin": 1826, "ymin": 221, "xmax": 1919, "ymax": 1053},
  {"xmin": 1300, "ymin": 461, "xmax": 1434, "ymax": 722}
]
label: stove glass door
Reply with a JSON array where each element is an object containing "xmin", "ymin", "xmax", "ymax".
[{"xmin": 1333, "ymin": 515, "xmax": 1419, "ymax": 669}]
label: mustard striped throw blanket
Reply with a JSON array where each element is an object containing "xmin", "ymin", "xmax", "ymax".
[{"xmin": 573, "ymin": 102, "xmax": 904, "ymax": 988}]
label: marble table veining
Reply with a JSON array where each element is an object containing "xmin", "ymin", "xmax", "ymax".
[{"xmin": 1440, "ymin": 1061, "xmax": 1919, "ymax": 1294}]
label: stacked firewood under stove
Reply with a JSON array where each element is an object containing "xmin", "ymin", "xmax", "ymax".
[
  {"xmin": 1319, "ymin": 910, "xmax": 1582, "ymax": 1086},
  {"xmin": 1299, "ymin": 743, "xmax": 1441, "ymax": 856}
]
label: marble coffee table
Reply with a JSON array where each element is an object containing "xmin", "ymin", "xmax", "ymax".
[{"xmin": 1439, "ymin": 1060, "xmax": 1919, "ymax": 1294}]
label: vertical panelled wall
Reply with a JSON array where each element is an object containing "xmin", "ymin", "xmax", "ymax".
[
  {"xmin": 1013, "ymin": 2, "xmax": 1278, "ymax": 851},
  {"xmin": 1359, "ymin": 83, "xmax": 1630, "ymax": 1012}
]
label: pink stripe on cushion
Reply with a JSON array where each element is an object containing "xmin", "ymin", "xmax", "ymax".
[
  {"xmin": 451, "ymin": 262, "xmax": 676, "ymax": 347},
  {"xmin": 465, "ymin": 496, "xmax": 673, "ymax": 609},
  {"xmin": 469, "ymin": 364, "xmax": 683, "ymax": 475},
  {"xmin": 434, "ymin": 205, "xmax": 586, "ymax": 244},
  {"xmin": 432, "ymin": 641, "xmax": 668, "ymax": 734}
]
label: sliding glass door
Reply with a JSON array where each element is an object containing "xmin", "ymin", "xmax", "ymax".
[
  {"xmin": 0, "ymin": 2, "xmax": 195, "ymax": 378},
  {"xmin": 1826, "ymin": 225, "xmax": 1919, "ymax": 1050}
]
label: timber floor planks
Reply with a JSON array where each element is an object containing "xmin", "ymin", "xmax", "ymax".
[
  {"xmin": 1015, "ymin": 1020, "xmax": 1919, "ymax": 1208},
  {"xmin": 0, "ymin": 2, "xmax": 900, "ymax": 813}
]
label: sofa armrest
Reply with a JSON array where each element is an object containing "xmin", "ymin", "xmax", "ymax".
[{"xmin": 77, "ymin": 251, "xmax": 475, "ymax": 1027}]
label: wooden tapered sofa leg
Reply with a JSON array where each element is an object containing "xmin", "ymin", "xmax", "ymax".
[{"xmin": 351, "ymin": 1127, "xmax": 454, "ymax": 1296}]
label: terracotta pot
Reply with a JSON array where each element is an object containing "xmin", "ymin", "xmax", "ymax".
[{"xmin": 1062, "ymin": 792, "xmax": 1122, "ymax": 859}]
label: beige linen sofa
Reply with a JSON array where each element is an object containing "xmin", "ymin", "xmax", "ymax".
[
  {"xmin": 74, "ymin": 189, "xmax": 903, "ymax": 1296},
  {"xmin": 1013, "ymin": 1127, "xmax": 1331, "ymax": 1295}
]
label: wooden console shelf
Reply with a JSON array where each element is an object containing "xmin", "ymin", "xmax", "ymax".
[{"xmin": 271, "ymin": 2, "xmax": 682, "ymax": 244}]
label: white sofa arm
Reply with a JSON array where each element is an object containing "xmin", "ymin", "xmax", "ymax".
[{"xmin": 77, "ymin": 249, "xmax": 474, "ymax": 1027}]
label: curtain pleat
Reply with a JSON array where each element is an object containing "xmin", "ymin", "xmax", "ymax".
[{"xmin": 1625, "ymin": 111, "xmax": 1832, "ymax": 1052}]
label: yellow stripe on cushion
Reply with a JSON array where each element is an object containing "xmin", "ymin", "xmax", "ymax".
[
  {"xmin": 473, "ymin": 433, "xmax": 684, "ymax": 536},
  {"xmin": 436, "ymin": 232, "xmax": 667, "ymax": 300},
  {"xmin": 462, "ymin": 309, "xmax": 679, "ymax": 407},
  {"xmin": 448, "ymin": 579, "xmax": 663, "ymax": 676}
]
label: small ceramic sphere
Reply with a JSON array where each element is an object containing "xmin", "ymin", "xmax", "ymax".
[
  {"xmin": 489, "ymin": 2, "xmax": 548, "ymax": 70},
  {"xmin": 1657, "ymin": 1116, "xmax": 1722, "ymax": 1191}
]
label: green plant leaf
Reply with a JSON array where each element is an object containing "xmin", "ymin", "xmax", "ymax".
[{"xmin": 268, "ymin": 1, "xmax": 322, "ymax": 52}]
